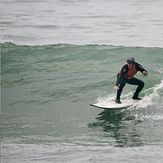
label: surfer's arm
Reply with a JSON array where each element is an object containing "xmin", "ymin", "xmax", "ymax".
[{"xmin": 135, "ymin": 63, "xmax": 148, "ymax": 76}]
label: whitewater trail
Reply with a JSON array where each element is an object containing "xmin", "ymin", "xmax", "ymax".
[{"xmin": 96, "ymin": 80, "xmax": 163, "ymax": 109}]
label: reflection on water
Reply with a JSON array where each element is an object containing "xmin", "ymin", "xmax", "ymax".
[{"xmin": 89, "ymin": 110, "xmax": 143, "ymax": 147}]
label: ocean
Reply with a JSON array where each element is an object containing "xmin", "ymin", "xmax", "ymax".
[{"xmin": 1, "ymin": 0, "xmax": 163, "ymax": 163}]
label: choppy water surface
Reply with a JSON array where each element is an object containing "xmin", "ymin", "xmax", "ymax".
[
  {"xmin": 1, "ymin": 43, "xmax": 163, "ymax": 162},
  {"xmin": 1, "ymin": 0, "xmax": 163, "ymax": 162},
  {"xmin": 1, "ymin": 0, "xmax": 163, "ymax": 46}
]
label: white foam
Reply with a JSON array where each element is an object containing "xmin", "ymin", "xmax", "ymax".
[
  {"xmin": 97, "ymin": 94, "xmax": 115, "ymax": 103},
  {"xmin": 133, "ymin": 80, "xmax": 163, "ymax": 108},
  {"xmin": 97, "ymin": 80, "xmax": 163, "ymax": 108},
  {"xmin": 155, "ymin": 68, "xmax": 163, "ymax": 74}
]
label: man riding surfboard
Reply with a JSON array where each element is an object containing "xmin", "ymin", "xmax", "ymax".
[{"xmin": 114, "ymin": 57, "xmax": 148, "ymax": 104}]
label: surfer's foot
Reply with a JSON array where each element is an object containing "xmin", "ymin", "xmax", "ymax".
[
  {"xmin": 115, "ymin": 99, "xmax": 122, "ymax": 104},
  {"xmin": 133, "ymin": 96, "xmax": 142, "ymax": 100}
]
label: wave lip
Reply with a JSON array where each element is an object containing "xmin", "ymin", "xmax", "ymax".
[{"xmin": 1, "ymin": 41, "xmax": 163, "ymax": 49}]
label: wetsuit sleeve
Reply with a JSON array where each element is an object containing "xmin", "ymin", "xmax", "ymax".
[
  {"xmin": 135, "ymin": 62, "xmax": 147, "ymax": 73},
  {"xmin": 116, "ymin": 65, "xmax": 128, "ymax": 86}
]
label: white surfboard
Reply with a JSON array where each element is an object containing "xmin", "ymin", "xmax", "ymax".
[{"xmin": 90, "ymin": 99, "xmax": 138, "ymax": 109}]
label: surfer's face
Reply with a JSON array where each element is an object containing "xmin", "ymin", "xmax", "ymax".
[{"xmin": 127, "ymin": 63, "xmax": 134, "ymax": 69}]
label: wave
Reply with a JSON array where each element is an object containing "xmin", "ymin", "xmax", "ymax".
[{"xmin": 1, "ymin": 41, "xmax": 163, "ymax": 49}]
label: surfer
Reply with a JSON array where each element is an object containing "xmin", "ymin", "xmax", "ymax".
[{"xmin": 114, "ymin": 57, "xmax": 148, "ymax": 104}]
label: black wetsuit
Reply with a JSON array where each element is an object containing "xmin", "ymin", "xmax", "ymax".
[{"xmin": 116, "ymin": 62, "xmax": 146, "ymax": 100}]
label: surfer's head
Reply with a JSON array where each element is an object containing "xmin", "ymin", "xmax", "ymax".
[{"xmin": 127, "ymin": 57, "xmax": 135, "ymax": 64}]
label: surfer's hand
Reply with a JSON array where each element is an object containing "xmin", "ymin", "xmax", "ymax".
[
  {"xmin": 113, "ymin": 85, "xmax": 119, "ymax": 90},
  {"xmin": 143, "ymin": 71, "xmax": 148, "ymax": 76}
]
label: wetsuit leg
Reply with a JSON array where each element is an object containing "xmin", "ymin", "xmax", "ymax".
[
  {"xmin": 116, "ymin": 82, "xmax": 126, "ymax": 100},
  {"xmin": 126, "ymin": 78, "xmax": 144, "ymax": 98}
]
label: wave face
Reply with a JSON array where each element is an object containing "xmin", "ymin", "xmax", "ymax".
[
  {"xmin": 1, "ymin": 38, "xmax": 163, "ymax": 162},
  {"xmin": 1, "ymin": 43, "xmax": 163, "ymax": 103},
  {"xmin": 1, "ymin": 0, "xmax": 163, "ymax": 47}
]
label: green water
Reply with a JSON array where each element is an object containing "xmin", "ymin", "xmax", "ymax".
[{"xmin": 1, "ymin": 43, "xmax": 163, "ymax": 162}]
